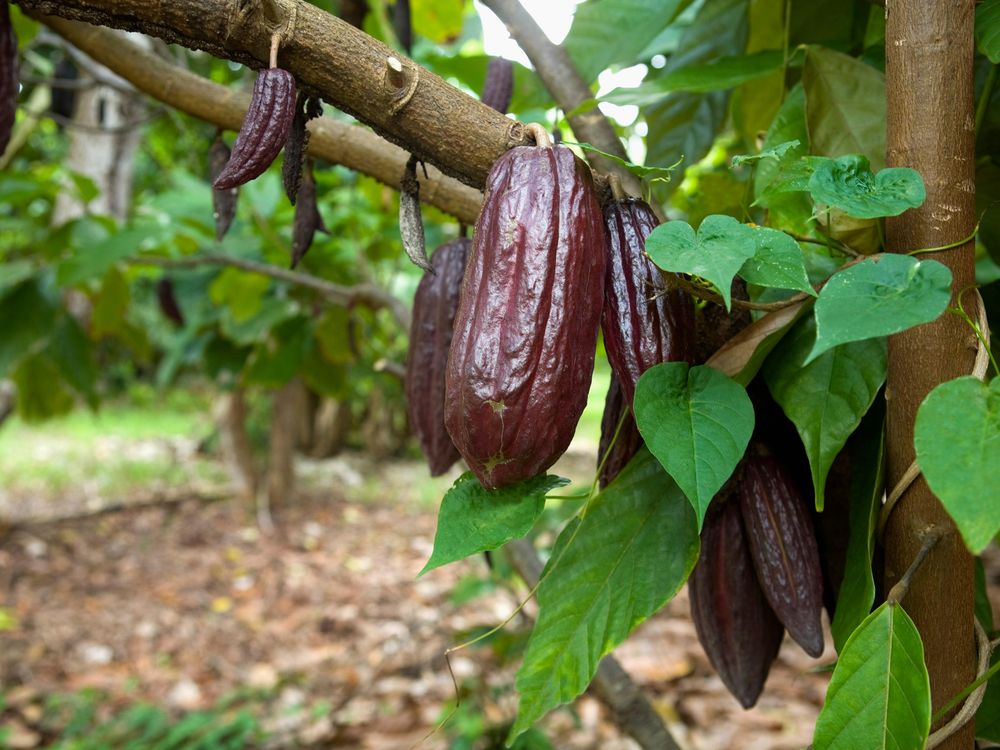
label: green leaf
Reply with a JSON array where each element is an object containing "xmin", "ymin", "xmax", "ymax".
[
  {"xmin": 914, "ymin": 376, "xmax": 1000, "ymax": 553},
  {"xmin": 645, "ymin": 215, "xmax": 757, "ymax": 310},
  {"xmin": 977, "ymin": 651, "xmax": 1000, "ymax": 741},
  {"xmin": 813, "ymin": 602, "xmax": 930, "ymax": 750},
  {"xmin": 738, "ymin": 224, "xmax": 815, "ymax": 295},
  {"xmin": 510, "ymin": 450, "xmax": 699, "ymax": 740},
  {"xmin": 315, "ymin": 306, "xmax": 354, "ymax": 364},
  {"xmin": 209, "ymin": 267, "xmax": 271, "ymax": 323},
  {"xmin": 565, "ymin": 142, "xmax": 681, "ymax": 184},
  {"xmin": 976, "ymin": 0, "xmax": 1000, "ymax": 63},
  {"xmin": 300, "ymin": 347, "xmax": 348, "ymax": 399},
  {"xmin": 410, "ymin": 0, "xmax": 464, "ymax": 43},
  {"xmin": 802, "ymin": 47, "xmax": 886, "ymax": 169},
  {"xmin": 830, "ymin": 397, "xmax": 885, "ymax": 652},
  {"xmin": 975, "ymin": 558, "xmax": 995, "ymax": 633},
  {"xmin": 57, "ymin": 228, "xmax": 151, "ymax": 286},
  {"xmin": 564, "ymin": 0, "xmax": 687, "ymax": 84},
  {"xmin": 601, "ymin": 50, "xmax": 786, "ymax": 105},
  {"xmin": 91, "ymin": 266, "xmax": 131, "ymax": 339},
  {"xmin": 808, "ymin": 255, "xmax": 953, "ymax": 363},
  {"xmin": 220, "ymin": 297, "xmax": 300, "ymax": 346},
  {"xmin": 419, "ymin": 474, "xmax": 568, "ymax": 576},
  {"xmin": 808, "ymin": 155, "xmax": 926, "ymax": 219},
  {"xmin": 764, "ymin": 316, "xmax": 886, "ymax": 510},
  {"xmin": 243, "ymin": 316, "xmax": 312, "ymax": 387},
  {"xmin": 12, "ymin": 354, "xmax": 75, "ymax": 423},
  {"xmin": 48, "ymin": 314, "xmax": 99, "ymax": 408},
  {"xmin": 0, "ymin": 279, "xmax": 59, "ymax": 379},
  {"xmin": 732, "ymin": 139, "xmax": 801, "ymax": 166},
  {"xmin": 633, "ymin": 363, "xmax": 754, "ymax": 527}
]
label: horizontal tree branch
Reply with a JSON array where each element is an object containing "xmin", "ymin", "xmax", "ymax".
[
  {"xmin": 34, "ymin": 14, "xmax": 484, "ymax": 224},
  {"xmin": 132, "ymin": 253, "xmax": 410, "ymax": 328},
  {"xmin": 15, "ymin": 0, "xmax": 529, "ymax": 190}
]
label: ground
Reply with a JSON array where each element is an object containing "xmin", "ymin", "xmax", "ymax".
[{"xmin": 1, "ymin": 398, "xmax": 990, "ymax": 750}]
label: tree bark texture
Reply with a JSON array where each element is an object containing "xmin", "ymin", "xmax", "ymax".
[
  {"xmin": 15, "ymin": 0, "xmax": 528, "ymax": 190},
  {"xmin": 884, "ymin": 2, "xmax": 977, "ymax": 746},
  {"xmin": 215, "ymin": 386, "xmax": 258, "ymax": 503},
  {"xmin": 33, "ymin": 14, "xmax": 484, "ymax": 224},
  {"xmin": 267, "ymin": 379, "xmax": 299, "ymax": 514}
]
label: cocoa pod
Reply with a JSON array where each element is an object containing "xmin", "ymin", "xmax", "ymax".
[
  {"xmin": 445, "ymin": 136, "xmax": 606, "ymax": 488},
  {"xmin": 481, "ymin": 57, "xmax": 514, "ymax": 115},
  {"xmin": 209, "ymin": 135, "xmax": 238, "ymax": 241},
  {"xmin": 400, "ymin": 155, "xmax": 431, "ymax": 272},
  {"xmin": 290, "ymin": 160, "xmax": 327, "ymax": 269},
  {"xmin": 282, "ymin": 92, "xmax": 322, "ymax": 204},
  {"xmin": 393, "ymin": 0, "xmax": 412, "ymax": 55},
  {"xmin": 405, "ymin": 237, "xmax": 471, "ymax": 476},
  {"xmin": 0, "ymin": 0, "xmax": 18, "ymax": 155},
  {"xmin": 156, "ymin": 278, "xmax": 184, "ymax": 327},
  {"xmin": 597, "ymin": 372, "xmax": 643, "ymax": 489},
  {"xmin": 213, "ymin": 68, "xmax": 296, "ymax": 190},
  {"xmin": 689, "ymin": 494, "xmax": 784, "ymax": 709},
  {"xmin": 739, "ymin": 454, "xmax": 825, "ymax": 658},
  {"xmin": 601, "ymin": 198, "xmax": 695, "ymax": 405}
]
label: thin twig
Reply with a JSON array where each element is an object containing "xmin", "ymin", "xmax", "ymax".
[{"xmin": 886, "ymin": 526, "xmax": 947, "ymax": 605}]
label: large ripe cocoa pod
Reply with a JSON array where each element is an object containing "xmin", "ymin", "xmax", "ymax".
[
  {"xmin": 445, "ymin": 141, "xmax": 606, "ymax": 489},
  {"xmin": 689, "ymin": 494, "xmax": 784, "ymax": 709},
  {"xmin": 406, "ymin": 238, "xmax": 471, "ymax": 476},
  {"xmin": 481, "ymin": 57, "xmax": 514, "ymax": 115},
  {"xmin": 601, "ymin": 199, "xmax": 695, "ymax": 406},
  {"xmin": 213, "ymin": 68, "xmax": 296, "ymax": 190},
  {"xmin": 739, "ymin": 454, "xmax": 825, "ymax": 658},
  {"xmin": 0, "ymin": 0, "xmax": 18, "ymax": 155},
  {"xmin": 597, "ymin": 372, "xmax": 643, "ymax": 489}
]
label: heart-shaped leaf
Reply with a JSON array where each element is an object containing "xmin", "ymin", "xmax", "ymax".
[
  {"xmin": 976, "ymin": 0, "xmax": 1000, "ymax": 63},
  {"xmin": 808, "ymin": 254, "xmax": 953, "ymax": 363},
  {"xmin": 633, "ymin": 362, "xmax": 754, "ymax": 527},
  {"xmin": 915, "ymin": 376, "xmax": 1000, "ymax": 553},
  {"xmin": 814, "ymin": 602, "xmax": 931, "ymax": 750},
  {"xmin": 645, "ymin": 215, "xmax": 757, "ymax": 310},
  {"xmin": 808, "ymin": 155, "xmax": 926, "ymax": 219},
  {"xmin": 420, "ymin": 473, "xmax": 568, "ymax": 575},
  {"xmin": 738, "ymin": 224, "xmax": 815, "ymax": 295}
]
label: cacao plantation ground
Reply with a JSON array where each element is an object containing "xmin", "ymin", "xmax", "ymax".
[{"xmin": 1, "ymin": 424, "xmax": 997, "ymax": 750}]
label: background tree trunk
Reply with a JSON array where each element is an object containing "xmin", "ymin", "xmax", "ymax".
[
  {"xmin": 215, "ymin": 386, "xmax": 257, "ymax": 504},
  {"xmin": 883, "ymin": 2, "xmax": 977, "ymax": 746},
  {"xmin": 266, "ymin": 379, "xmax": 300, "ymax": 519}
]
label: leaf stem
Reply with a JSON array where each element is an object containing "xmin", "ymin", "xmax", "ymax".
[
  {"xmin": 886, "ymin": 526, "xmax": 946, "ymax": 605},
  {"xmin": 931, "ymin": 649, "xmax": 1000, "ymax": 724},
  {"xmin": 950, "ymin": 287, "xmax": 999, "ymax": 377}
]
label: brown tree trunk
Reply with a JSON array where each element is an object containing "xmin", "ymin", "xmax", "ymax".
[
  {"xmin": 883, "ymin": 2, "xmax": 977, "ymax": 746},
  {"xmin": 266, "ymin": 379, "xmax": 300, "ymax": 519},
  {"xmin": 215, "ymin": 386, "xmax": 257, "ymax": 503},
  {"xmin": 310, "ymin": 398, "xmax": 352, "ymax": 457}
]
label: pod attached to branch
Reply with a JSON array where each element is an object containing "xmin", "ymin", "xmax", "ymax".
[
  {"xmin": 0, "ymin": 0, "xmax": 18, "ymax": 154},
  {"xmin": 400, "ymin": 154, "xmax": 431, "ymax": 272},
  {"xmin": 290, "ymin": 160, "xmax": 327, "ymax": 268},
  {"xmin": 213, "ymin": 36, "xmax": 296, "ymax": 191},
  {"xmin": 481, "ymin": 57, "xmax": 514, "ymax": 115},
  {"xmin": 282, "ymin": 92, "xmax": 323, "ymax": 204}
]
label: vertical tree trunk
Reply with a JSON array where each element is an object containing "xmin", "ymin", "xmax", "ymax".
[
  {"xmin": 266, "ymin": 380, "xmax": 299, "ymax": 517},
  {"xmin": 215, "ymin": 386, "xmax": 257, "ymax": 503},
  {"xmin": 884, "ymin": 3, "xmax": 977, "ymax": 746}
]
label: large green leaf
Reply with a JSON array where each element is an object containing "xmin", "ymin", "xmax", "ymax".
[
  {"xmin": 976, "ymin": 0, "xmax": 1000, "ymax": 63},
  {"xmin": 764, "ymin": 316, "xmax": 886, "ymax": 510},
  {"xmin": 48, "ymin": 314, "xmax": 99, "ymax": 408},
  {"xmin": 808, "ymin": 155, "xmax": 926, "ymax": 219},
  {"xmin": 0, "ymin": 279, "xmax": 59, "ymax": 379},
  {"xmin": 565, "ymin": 0, "xmax": 687, "ymax": 84},
  {"xmin": 633, "ymin": 363, "xmax": 754, "ymax": 526},
  {"xmin": 510, "ymin": 450, "xmax": 699, "ymax": 740},
  {"xmin": 411, "ymin": 0, "xmax": 464, "ymax": 43},
  {"xmin": 243, "ymin": 316, "xmax": 312, "ymax": 387},
  {"xmin": 807, "ymin": 255, "xmax": 953, "ymax": 363},
  {"xmin": 12, "ymin": 353, "xmax": 75, "ymax": 423},
  {"xmin": 56, "ymin": 228, "xmax": 153, "ymax": 286},
  {"xmin": 419, "ymin": 473, "xmax": 568, "ymax": 576},
  {"xmin": 645, "ymin": 215, "xmax": 757, "ymax": 310},
  {"xmin": 754, "ymin": 84, "xmax": 815, "ymax": 234},
  {"xmin": 914, "ymin": 376, "xmax": 1000, "ymax": 553},
  {"xmin": 802, "ymin": 47, "xmax": 886, "ymax": 169},
  {"xmin": 814, "ymin": 602, "xmax": 931, "ymax": 750},
  {"xmin": 209, "ymin": 267, "xmax": 271, "ymax": 323},
  {"xmin": 830, "ymin": 398, "xmax": 885, "ymax": 652},
  {"xmin": 738, "ymin": 223, "xmax": 815, "ymax": 295}
]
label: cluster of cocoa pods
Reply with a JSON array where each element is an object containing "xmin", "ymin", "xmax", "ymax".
[{"xmin": 688, "ymin": 449, "xmax": 825, "ymax": 708}]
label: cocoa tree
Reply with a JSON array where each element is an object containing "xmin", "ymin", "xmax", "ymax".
[{"xmin": 2, "ymin": 1, "xmax": 999, "ymax": 748}]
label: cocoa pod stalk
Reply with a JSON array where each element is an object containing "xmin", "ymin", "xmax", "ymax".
[
  {"xmin": 481, "ymin": 57, "xmax": 514, "ymax": 115},
  {"xmin": 601, "ymin": 197, "xmax": 695, "ymax": 405},
  {"xmin": 597, "ymin": 372, "xmax": 644, "ymax": 489},
  {"xmin": 0, "ymin": 0, "xmax": 18, "ymax": 155},
  {"xmin": 400, "ymin": 154, "xmax": 431, "ymax": 272},
  {"xmin": 405, "ymin": 238, "xmax": 471, "ymax": 476},
  {"xmin": 290, "ymin": 160, "xmax": 326, "ymax": 269},
  {"xmin": 213, "ymin": 62, "xmax": 296, "ymax": 190},
  {"xmin": 688, "ymin": 494, "xmax": 784, "ymax": 709},
  {"xmin": 209, "ymin": 135, "xmax": 238, "ymax": 241},
  {"xmin": 445, "ymin": 126, "xmax": 606, "ymax": 488},
  {"xmin": 738, "ymin": 454, "xmax": 826, "ymax": 657}
]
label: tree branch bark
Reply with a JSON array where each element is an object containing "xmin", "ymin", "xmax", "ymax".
[
  {"xmin": 883, "ymin": 2, "xmax": 977, "ymax": 747},
  {"xmin": 480, "ymin": 0, "xmax": 645, "ymax": 201},
  {"xmin": 504, "ymin": 539, "xmax": 683, "ymax": 750},
  {"xmin": 15, "ymin": 0, "xmax": 528, "ymax": 190},
  {"xmin": 32, "ymin": 13, "xmax": 484, "ymax": 224},
  {"xmin": 132, "ymin": 253, "xmax": 410, "ymax": 328}
]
